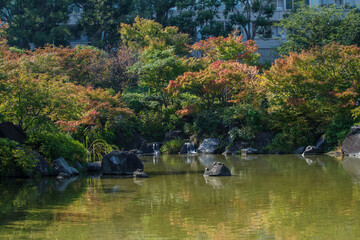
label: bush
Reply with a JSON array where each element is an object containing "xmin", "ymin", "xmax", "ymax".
[
  {"xmin": 325, "ymin": 111, "xmax": 353, "ymax": 150},
  {"xmin": 0, "ymin": 138, "xmax": 37, "ymax": 176},
  {"xmin": 136, "ymin": 110, "xmax": 165, "ymax": 141},
  {"xmin": 122, "ymin": 92, "xmax": 162, "ymax": 113},
  {"xmin": 27, "ymin": 132, "xmax": 88, "ymax": 163},
  {"xmin": 162, "ymin": 107, "xmax": 184, "ymax": 131},
  {"xmin": 87, "ymin": 139, "xmax": 119, "ymax": 162},
  {"xmin": 160, "ymin": 139, "xmax": 184, "ymax": 154},
  {"xmin": 194, "ymin": 110, "xmax": 222, "ymax": 137},
  {"xmin": 222, "ymin": 104, "xmax": 265, "ymax": 131},
  {"xmin": 265, "ymin": 126, "xmax": 315, "ymax": 153},
  {"xmin": 229, "ymin": 127, "xmax": 255, "ymax": 142}
]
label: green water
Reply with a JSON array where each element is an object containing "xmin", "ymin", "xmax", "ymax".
[{"xmin": 1, "ymin": 154, "xmax": 360, "ymax": 239}]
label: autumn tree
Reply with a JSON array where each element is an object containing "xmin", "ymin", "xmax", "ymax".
[
  {"xmin": 167, "ymin": 60, "xmax": 259, "ymax": 111},
  {"xmin": 119, "ymin": 16, "xmax": 191, "ymax": 55},
  {"xmin": 0, "ymin": 43, "xmax": 131, "ymax": 132},
  {"xmin": 262, "ymin": 43, "xmax": 360, "ymax": 150},
  {"xmin": 190, "ymin": 34, "xmax": 260, "ymax": 65}
]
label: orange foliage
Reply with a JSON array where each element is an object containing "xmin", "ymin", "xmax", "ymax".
[
  {"xmin": 190, "ymin": 34, "xmax": 259, "ymax": 65},
  {"xmin": 166, "ymin": 60, "xmax": 260, "ymax": 111}
]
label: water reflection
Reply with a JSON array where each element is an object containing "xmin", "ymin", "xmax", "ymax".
[
  {"xmin": 342, "ymin": 157, "xmax": 360, "ymax": 183},
  {"xmin": 54, "ymin": 176, "xmax": 79, "ymax": 192},
  {"xmin": 2, "ymin": 154, "xmax": 360, "ymax": 239},
  {"xmin": 302, "ymin": 156, "xmax": 326, "ymax": 167},
  {"xmin": 204, "ymin": 176, "xmax": 224, "ymax": 189}
]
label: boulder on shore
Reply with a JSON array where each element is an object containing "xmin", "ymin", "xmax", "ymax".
[
  {"xmin": 241, "ymin": 147, "xmax": 258, "ymax": 155},
  {"xmin": 223, "ymin": 141, "xmax": 250, "ymax": 155},
  {"xmin": 0, "ymin": 122, "xmax": 26, "ymax": 144},
  {"xmin": 52, "ymin": 157, "xmax": 78, "ymax": 176},
  {"xmin": 342, "ymin": 126, "xmax": 360, "ymax": 157},
  {"xmin": 86, "ymin": 161, "xmax": 102, "ymax": 172},
  {"xmin": 204, "ymin": 162, "xmax": 231, "ymax": 176},
  {"xmin": 102, "ymin": 151, "xmax": 144, "ymax": 175},
  {"xmin": 197, "ymin": 138, "xmax": 220, "ymax": 154}
]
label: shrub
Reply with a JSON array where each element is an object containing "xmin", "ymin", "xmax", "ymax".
[
  {"xmin": 0, "ymin": 138, "xmax": 37, "ymax": 176},
  {"xmin": 229, "ymin": 127, "xmax": 255, "ymax": 142},
  {"xmin": 194, "ymin": 110, "xmax": 222, "ymax": 137},
  {"xmin": 136, "ymin": 110, "xmax": 165, "ymax": 141},
  {"xmin": 325, "ymin": 111, "xmax": 353, "ymax": 150},
  {"xmin": 160, "ymin": 139, "xmax": 184, "ymax": 154},
  {"xmin": 27, "ymin": 132, "xmax": 88, "ymax": 163},
  {"xmin": 87, "ymin": 139, "xmax": 119, "ymax": 162},
  {"xmin": 265, "ymin": 126, "xmax": 315, "ymax": 153}
]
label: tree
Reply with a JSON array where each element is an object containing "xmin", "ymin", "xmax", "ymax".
[
  {"xmin": 277, "ymin": 4, "xmax": 360, "ymax": 54},
  {"xmin": 0, "ymin": 0, "xmax": 73, "ymax": 49},
  {"xmin": 190, "ymin": 34, "xmax": 260, "ymax": 65},
  {"xmin": 119, "ymin": 16, "xmax": 191, "ymax": 55},
  {"xmin": 222, "ymin": 0, "xmax": 275, "ymax": 40},
  {"xmin": 167, "ymin": 60, "xmax": 259, "ymax": 110},
  {"xmin": 262, "ymin": 43, "xmax": 360, "ymax": 149},
  {"xmin": 75, "ymin": 0, "xmax": 134, "ymax": 48},
  {"xmin": 128, "ymin": 47, "xmax": 187, "ymax": 108},
  {"xmin": 133, "ymin": 0, "xmax": 177, "ymax": 27},
  {"xmin": 0, "ymin": 41, "xmax": 132, "ymax": 132}
]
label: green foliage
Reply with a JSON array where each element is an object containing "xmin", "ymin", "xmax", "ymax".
[
  {"xmin": 0, "ymin": 138, "xmax": 37, "ymax": 177},
  {"xmin": 136, "ymin": 110, "xmax": 165, "ymax": 141},
  {"xmin": 160, "ymin": 138, "xmax": 184, "ymax": 154},
  {"xmin": 87, "ymin": 139, "xmax": 119, "ymax": 162},
  {"xmin": 122, "ymin": 92, "xmax": 163, "ymax": 113},
  {"xmin": 0, "ymin": 0, "xmax": 73, "ymax": 49},
  {"xmin": 222, "ymin": 104, "xmax": 264, "ymax": 131},
  {"xmin": 325, "ymin": 111, "xmax": 354, "ymax": 149},
  {"xmin": 27, "ymin": 132, "xmax": 88, "ymax": 163},
  {"xmin": 170, "ymin": 0, "xmax": 228, "ymax": 39},
  {"xmin": 162, "ymin": 107, "xmax": 184, "ymax": 131},
  {"xmin": 266, "ymin": 126, "xmax": 315, "ymax": 153},
  {"xmin": 263, "ymin": 44, "xmax": 360, "ymax": 151},
  {"xmin": 229, "ymin": 126, "xmax": 254, "ymax": 142},
  {"xmin": 120, "ymin": 16, "xmax": 190, "ymax": 55},
  {"xmin": 277, "ymin": 4, "xmax": 360, "ymax": 54},
  {"xmin": 128, "ymin": 47, "xmax": 187, "ymax": 104},
  {"xmin": 194, "ymin": 110, "xmax": 222, "ymax": 137},
  {"xmin": 76, "ymin": 0, "xmax": 134, "ymax": 48}
]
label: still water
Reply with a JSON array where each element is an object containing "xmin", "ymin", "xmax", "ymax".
[{"xmin": 1, "ymin": 154, "xmax": 360, "ymax": 239}]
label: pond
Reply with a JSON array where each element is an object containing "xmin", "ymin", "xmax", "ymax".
[{"xmin": 1, "ymin": 154, "xmax": 360, "ymax": 239}]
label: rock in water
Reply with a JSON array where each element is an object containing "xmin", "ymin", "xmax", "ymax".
[
  {"xmin": 197, "ymin": 138, "xmax": 220, "ymax": 154},
  {"xmin": 133, "ymin": 169, "xmax": 148, "ymax": 178},
  {"xmin": 102, "ymin": 151, "xmax": 144, "ymax": 175},
  {"xmin": 204, "ymin": 162, "xmax": 231, "ymax": 176},
  {"xmin": 342, "ymin": 126, "xmax": 360, "ymax": 157}
]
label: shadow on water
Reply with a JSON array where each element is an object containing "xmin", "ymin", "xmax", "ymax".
[{"xmin": 0, "ymin": 177, "xmax": 87, "ymax": 227}]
